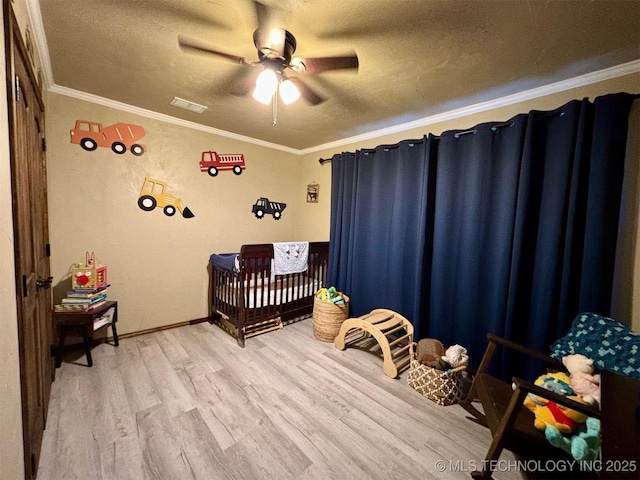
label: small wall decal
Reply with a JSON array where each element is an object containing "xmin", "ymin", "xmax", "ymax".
[
  {"xmin": 137, "ymin": 177, "xmax": 194, "ymax": 218},
  {"xmin": 252, "ymin": 197, "xmax": 286, "ymax": 220},
  {"xmin": 307, "ymin": 183, "xmax": 319, "ymax": 203},
  {"xmin": 199, "ymin": 151, "xmax": 246, "ymax": 176},
  {"xmin": 70, "ymin": 120, "xmax": 147, "ymax": 155}
]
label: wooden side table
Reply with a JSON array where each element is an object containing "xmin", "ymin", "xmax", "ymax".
[{"xmin": 53, "ymin": 300, "xmax": 118, "ymax": 367}]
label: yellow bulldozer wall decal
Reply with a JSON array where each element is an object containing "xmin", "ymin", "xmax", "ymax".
[{"xmin": 137, "ymin": 177, "xmax": 195, "ymax": 219}]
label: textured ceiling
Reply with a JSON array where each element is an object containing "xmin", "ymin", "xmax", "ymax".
[{"xmin": 37, "ymin": 0, "xmax": 640, "ymax": 151}]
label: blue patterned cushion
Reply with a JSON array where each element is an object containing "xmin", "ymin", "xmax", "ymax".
[{"xmin": 549, "ymin": 313, "xmax": 640, "ymax": 379}]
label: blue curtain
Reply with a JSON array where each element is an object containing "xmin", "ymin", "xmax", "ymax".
[
  {"xmin": 328, "ymin": 139, "xmax": 435, "ymax": 323},
  {"xmin": 328, "ymin": 93, "xmax": 636, "ymax": 379}
]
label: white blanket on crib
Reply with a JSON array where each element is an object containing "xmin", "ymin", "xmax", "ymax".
[{"xmin": 272, "ymin": 242, "xmax": 309, "ymax": 275}]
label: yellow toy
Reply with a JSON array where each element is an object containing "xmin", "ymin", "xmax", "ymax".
[
  {"xmin": 316, "ymin": 286, "xmax": 345, "ymax": 304},
  {"xmin": 524, "ymin": 394, "xmax": 589, "ymax": 435}
]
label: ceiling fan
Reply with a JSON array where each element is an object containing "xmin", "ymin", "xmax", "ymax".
[{"xmin": 177, "ymin": 0, "xmax": 359, "ymax": 110}]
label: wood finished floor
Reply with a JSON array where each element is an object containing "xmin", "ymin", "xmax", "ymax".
[{"xmin": 38, "ymin": 318, "xmax": 528, "ymax": 480}]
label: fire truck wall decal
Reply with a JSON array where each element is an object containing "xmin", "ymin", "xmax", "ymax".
[
  {"xmin": 199, "ymin": 151, "xmax": 246, "ymax": 176},
  {"xmin": 252, "ymin": 197, "xmax": 286, "ymax": 220},
  {"xmin": 70, "ymin": 120, "xmax": 147, "ymax": 156},
  {"xmin": 137, "ymin": 177, "xmax": 194, "ymax": 218}
]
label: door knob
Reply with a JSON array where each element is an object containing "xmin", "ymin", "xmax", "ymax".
[{"xmin": 36, "ymin": 276, "xmax": 53, "ymax": 289}]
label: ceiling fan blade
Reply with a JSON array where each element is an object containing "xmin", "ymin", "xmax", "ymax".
[
  {"xmin": 287, "ymin": 77, "xmax": 325, "ymax": 106},
  {"xmin": 252, "ymin": 0, "xmax": 271, "ymax": 31},
  {"xmin": 178, "ymin": 35, "xmax": 252, "ymax": 65},
  {"xmin": 250, "ymin": 1, "xmax": 288, "ymax": 59},
  {"xmin": 292, "ymin": 53, "xmax": 359, "ymax": 75},
  {"xmin": 212, "ymin": 66, "xmax": 258, "ymax": 97},
  {"xmin": 230, "ymin": 69, "xmax": 260, "ymax": 97}
]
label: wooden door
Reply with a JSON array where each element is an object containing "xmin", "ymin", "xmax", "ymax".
[{"xmin": 7, "ymin": 8, "xmax": 53, "ymax": 480}]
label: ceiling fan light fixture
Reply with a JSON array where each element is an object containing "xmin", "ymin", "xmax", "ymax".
[
  {"xmin": 279, "ymin": 79, "xmax": 300, "ymax": 105},
  {"xmin": 252, "ymin": 68, "xmax": 278, "ymax": 104}
]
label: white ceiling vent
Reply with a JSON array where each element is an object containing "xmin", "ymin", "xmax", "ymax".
[{"xmin": 170, "ymin": 96, "xmax": 207, "ymax": 113}]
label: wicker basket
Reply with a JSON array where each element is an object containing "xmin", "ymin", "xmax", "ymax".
[
  {"xmin": 407, "ymin": 342, "xmax": 468, "ymax": 406},
  {"xmin": 312, "ymin": 294, "xmax": 349, "ymax": 342}
]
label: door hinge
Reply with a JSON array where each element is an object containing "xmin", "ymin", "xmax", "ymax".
[
  {"xmin": 14, "ymin": 75, "xmax": 20, "ymax": 102},
  {"xmin": 42, "ymin": 138, "xmax": 47, "ymax": 152},
  {"xmin": 22, "ymin": 275, "xmax": 27, "ymax": 297},
  {"xmin": 46, "ymin": 243, "xmax": 51, "ymax": 257}
]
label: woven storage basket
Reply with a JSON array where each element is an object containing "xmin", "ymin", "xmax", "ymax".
[
  {"xmin": 312, "ymin": 294, "xmax": 349, "ymax": 342},
  {"xmin": 407, "ymin": 342, "xmax": 467, "ymax": 406}
]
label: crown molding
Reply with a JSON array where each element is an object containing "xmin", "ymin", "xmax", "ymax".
[
  {"xmin": 300, "ymin": 59, "xmax": 640, "ymax": 155},
  {"xmin": 24, "ymin": 0, "xmax": 53, "ymax": 89},
  {"xmin": 48, "ymin": 85, "xmax": 301, "ymax": 154}
]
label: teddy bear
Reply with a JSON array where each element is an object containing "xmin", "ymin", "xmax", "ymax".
[
  {"xmin": 545, "ymin": 416, "xmax": 601, "ymax": 462},
  {"xmin": 524, "ymin": 394, "xmax": 589, "ymax": 435},
  {"xmin": 562, "ymin": 354, "xmax": 601, "ymax": 407},
  {"xmin": 441, "ymin": 344, "xmax": 469, "ymax": 368}
]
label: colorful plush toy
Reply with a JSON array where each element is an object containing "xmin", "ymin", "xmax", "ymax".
[
  {"xmin": 524, "ymin": 371, "xmax": 573, "ymax": 407},
  {"xmin": 523, "ymin": 368, "xmax": 600, "ymax": 461},
  {"xmin": 316, "ymin": 287, "xmax": 346, "ymax": 304},
  {"xmin": 562, "ymin": 354, "xmax": 601, "ymax": 407},
  {"xmin": 441, "ymin": 344, "xmax": 469, "ymax": 368},
  {"xmin": 545, "ymin": 416, "xmax": 601, "ymax": 461},
  {"xmin": 524, "ymin": 394, "xmax": 589, "ymax": 435}
]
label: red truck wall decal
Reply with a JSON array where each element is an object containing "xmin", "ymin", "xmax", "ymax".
[
  {"xmin": 70, "ymin": 120, "xmax": 147, "ymax": 155},
  {"xmin": 199, "ymin": 151, "xmax": 246, "ymax": 176}
]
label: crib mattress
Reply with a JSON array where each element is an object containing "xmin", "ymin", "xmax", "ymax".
[{"xmin": 216, "ymin": 277, "xmax": 322, "ymax": 309}]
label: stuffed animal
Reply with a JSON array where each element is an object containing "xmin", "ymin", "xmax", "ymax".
[
  {"xmin": 524, "ymin": 394, "xmax": 589, "ymax": 435},
  {"xmin": 523, "ymin": 371, "xmax": 573, "ymax": 407},
  {"xmin": 538, "ymin": 371, "xmax": 572, "ymax": 393},
  {"xmin": 416, "ymin": 338, "xmax": 448, "ymax": 370},
  {"xmin": 441, "ymin": 344, "xmax": 469, "ymax": 368},
  {"xmin": 545, "ymin": 416, "xmax": 601, "ymax": 461},
  {"xmin": 562, "ymin": 354, "xmax": 601, "ymax": 407},
  {"xmin": 563, "ymin": 354, "xmax": 594, "ymax": 374}
]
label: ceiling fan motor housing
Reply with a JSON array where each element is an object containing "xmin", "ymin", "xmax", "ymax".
[{"xmin": 253, "ymin": 28, "xmax": 297, "ymax": 65}]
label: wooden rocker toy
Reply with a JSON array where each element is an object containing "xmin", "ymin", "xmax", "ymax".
[{"xmin": 334, "ymin": 309, "xmax": 414, "ymax": 378}]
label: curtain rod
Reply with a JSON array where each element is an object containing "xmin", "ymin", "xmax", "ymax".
[
  {"xmin": 318, "ymin": 138, "xmax": 428, "ymax": 164},
  {"xmin": 318, "ymin": 94, "xmax": 640, "ymax": 165},
  {"xmin": 317, "ymin": 120, "xmax": 513, "ymax": 163}
]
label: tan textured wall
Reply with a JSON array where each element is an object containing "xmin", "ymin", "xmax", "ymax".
[
  {"xmin": 299, "ymin": 73, "xmax": 640, "ymax": 329},
  {"xmin": 46, "ymin": 93, "xmax": 311, "ymax": 335}
]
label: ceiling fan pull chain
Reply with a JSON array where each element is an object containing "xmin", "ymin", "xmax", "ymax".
[{"xmin": 272, "ymin": 91, "xmax": 278, "ymax": 126}]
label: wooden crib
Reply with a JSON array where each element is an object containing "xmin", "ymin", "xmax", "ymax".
[{"xmin": 209, "ymin": 241, "xmax": 329, "ymax": 346}]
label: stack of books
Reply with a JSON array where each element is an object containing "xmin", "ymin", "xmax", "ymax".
[{"xmin": 54, "ymin": 284, "xmax": 110, "ymax": 312}]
